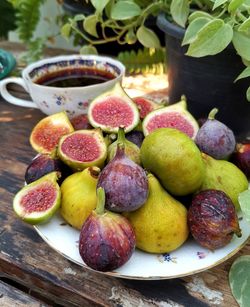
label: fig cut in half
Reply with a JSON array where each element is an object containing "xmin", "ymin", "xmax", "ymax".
[
  {"xmin": 13, "ymin": 172, "xmax": 61, "ymax": 225},
  {"xmin": 142, "ymin": 97, "xmax": 199, "ymax": 139},
  {"xmin": 88, "ymin": 82, "xmax": 139, "ymax": 133},
  {"xmin": 133, "ymin": 96, "xmax": 164, "ymax": 119},
  {"xmin": 58, "ymin": 129, "xmax": 107, "ymax": 171},
  {"xmin": 30, "ymin": 112, "xmax": 74, "ymax": 155}
]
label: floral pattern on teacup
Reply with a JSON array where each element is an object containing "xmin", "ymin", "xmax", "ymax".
[
  {"xmin": 53, "ymin": 94, "xmax": 67, "ymax": 106},
  {"xmin": 78, "ymin": 100, "xmax": 91, "ymax": 110}
]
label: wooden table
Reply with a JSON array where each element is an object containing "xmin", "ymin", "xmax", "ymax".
[{"xmin": 0, "ymin": 42, "xmax": 249, "ymax": 307}]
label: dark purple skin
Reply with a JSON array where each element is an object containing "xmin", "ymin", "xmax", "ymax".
[
  {"xmin": 195, "ymin": 119, "xmax": 236, "ymax": 160},
  {"xmin": 188, "ymin": 189, "xmax": 241, "ymax": 250},
  {"xmin": 97, "ymin": 145, "xmax": 148, "ymax": 212},
  {"xmin": 232, "ymin": 143, "xmax": 250, "ymax": 179},
  {"xmin": 79, "ymin": 211, "xmax": 135, "ymax": 271},
  {"xmin": 25, "ymin": 154, "xmax": 71, "ymax": 184},
  {"xmin": 125, "ymin": 130, "xmax": 144, "ymax": 148}
]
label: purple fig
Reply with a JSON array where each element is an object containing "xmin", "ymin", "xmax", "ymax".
[
  {"xmin": 25, "ymin": 154, "xmax": 71, "ymax": 184},
  {"xmin": 79, "ymin": 187, "xmax": 136, "ymax": 272},
  {"xmin": 232, "ymin": 143, "xmax": 250, "ymax": 179},
  {"xmin": 97, "ymin": 143, "xmax": 148, "ymax": 212},
  {"xmin": 195, "ymin": 108, "xmax": 236, "ymax": 160},
  {"xmin": 188, "ymin": 189, "xmax": 241, "ymax": 250},
  {"xmin": 125, "ymin": 130, "xmax": 144, "ymax": 148}
]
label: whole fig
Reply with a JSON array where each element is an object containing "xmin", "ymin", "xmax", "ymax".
[
  {"xmin": 79, "ymin": 187, "xmax": 136, "ymax": 272},
  {"xmin": 97, "ymin": 143, "xmax": 148, "ymax": 212},
  {"xmin": 125, "ymin": 130, "xmax": 144, "ymax": 148},
  {"xmin": 188, "ymin": 189, "xmax": 241, "ymax": 250},
  {"xmin": 232, "ymin": 142, "xmax": 250, "ymax": 179},
  {"xmin": 25, "ymin": 154, "xmax": 71, "ymax": 184},
  {"xmin": 107, "ymin": 127, "xmax": 141, "ymax": 164},
  {"xmin": 195, "ymin": 108, "xmax": 236, "ymax": 160}
]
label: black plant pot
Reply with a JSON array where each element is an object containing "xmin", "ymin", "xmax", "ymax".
[{"xmin": 157, "ymin": 13, "xmax": 250, "ymax": 139}]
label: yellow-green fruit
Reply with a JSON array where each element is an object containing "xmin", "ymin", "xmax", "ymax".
[
  {"xmin": 60, "ymin": 166, "xmax": 100, "ymax": 229},
  {"xmin": 125, "ymin": 173, "xmax": 189, "ymax": 253},
  {"xmin": 140, "ymin": 128, "xmax": 205, "ymax": 196},
  {"xmin": 201, "ymin": 153, "xmax": 249, "ymax": 210}
]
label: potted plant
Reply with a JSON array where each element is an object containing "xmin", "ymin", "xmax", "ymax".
[{"xmin": 61, "ymin": 0, "xmax": 250, "ymax": 137}]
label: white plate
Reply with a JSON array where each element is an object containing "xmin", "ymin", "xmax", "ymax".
[{"xmin": 34, "ymin": 212, "xmax": 250, "ymax": 280}]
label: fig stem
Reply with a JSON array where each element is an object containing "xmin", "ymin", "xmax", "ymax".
[
  {"xmin": 116, "ymin": 142, "xmax": 125, "ymax": 157},
  {"xmin": 96, "ymin": 187, "xmax": 106, "ymax": 215},
  {"xmin": 208, "ymin": 108, "xmax": 218, "ymax": 120},
  {"xmin": 117, "ymin": 127, "xmax": 126, "ymax": 143}
]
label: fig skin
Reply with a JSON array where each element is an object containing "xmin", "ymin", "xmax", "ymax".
[
  {"xmin": 79, "ymin": 188, "xmax": 136, "ymax": 272},
  {"xmin": 232, "ymin": 143, "xmax": 250, "ymax": 179},
  {"xmin": 98, "ymin": 143, "xmax": 148, "ymax": 212},
  {"xmin": 125, "ymin": 130, "xmax": 144, "ymax": 148},
  {"xmin": 25, "ymin": 154, "xmax": 71, "ymax": 184},
  {"xmin": 107, "ymin": 127, "xmax": 141, "ymax": 165},
  {"xmin": 195, "ymin": 108, "xmax": 236, "ymax": 160},
  {"xmin": 188, "ymin": 189, "xmax": 241, "ymax": 250}
]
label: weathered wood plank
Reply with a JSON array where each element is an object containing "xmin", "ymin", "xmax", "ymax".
[{"xmin": 0, "ymin": 280, "xmax": 50, "ymax": 307}]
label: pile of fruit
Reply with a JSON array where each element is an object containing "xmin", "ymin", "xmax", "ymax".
[{"xmin": 13, "ymin": 82, "xmax": 250, "ymax": 272}]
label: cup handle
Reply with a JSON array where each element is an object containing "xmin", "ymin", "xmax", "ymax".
[{"xmin": 0, "ymin": 77, "xmax": 38, "ymax": 108}]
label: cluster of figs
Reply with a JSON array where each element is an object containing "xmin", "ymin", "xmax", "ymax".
[{"xmin": 13, "ymin": 82, "xmax": 250, "ymax": 272}]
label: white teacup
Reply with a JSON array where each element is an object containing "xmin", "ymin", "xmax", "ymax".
[{"xmin": 0, "ymin": 55, "xmax": 125, "ymax": 117}]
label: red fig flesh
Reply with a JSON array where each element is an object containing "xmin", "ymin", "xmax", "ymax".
[
  {"xmin": 30, "ymin": 112, "xmax": 74, "ymax": 154},
  {"xmin": 188, "ymin": 189, "xmax": 241, "ymax": 250},
  {"xmin": 133, "ymin": 97, "xmax": 163, "ymax": 119},
  {"xmin": 79, "ymin": 187, "xmax": 135, "ymax": 272},
  {"xmin": 58, "ymin": 129, "xmax": 107, "ymax": 171},
  {"xmin": 88, "ymin": 83, "xmax": 139, "ymax": 133},
  {"xmin": 70, "ymin": 114, "xmax": 92, "ymax": 130}
]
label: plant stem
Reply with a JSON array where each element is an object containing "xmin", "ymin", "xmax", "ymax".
[
  {"xmin": 208, "ymin": 108, "xmax": 218, "ymax": 120},
  {"xmin": 95, "ymin": 187, "xmax": 106, "ymax": 215}
]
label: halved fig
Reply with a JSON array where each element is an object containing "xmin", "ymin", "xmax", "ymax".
[
  {"xmin": 13, "ymin": 172, "xmax": 61, "ymax": 224},
  {"xmin": 30, "ymin": 112, "xmax": 74, "ymax": 155},
  {"xmin": 57, "ymin": 129, "xmax": 107, "ymax": 171},
  {"xmin": 133, "ymin": 97, "xmax": 164, "ymax": 119},
  {"xmin": 88, "ymin": 82, "xmax": 139, "ymax": 133},
  {"xmin": 142, "ymin": 97, "xmax": 199, "ymax": 139},
  {"xmin": 70, "ymin": 114, "xmax": 92, "ymax": 130}
]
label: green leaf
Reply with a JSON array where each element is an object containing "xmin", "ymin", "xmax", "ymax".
[
  {"xmin": 83, "ymin": 15, "xmax": 98, "ymax": 38},
  {"xmin": 229, "ymin": 255, "xmax": 250, "ymax": 307},
  {"xmin": 111, "ymin": 1, "xmax": 141, "ymax": 20},
  {"xmin": 60, "ymin": 23, "xmax": 71, "ymax": 40},
  {"xmin": 228, "ymin": 0, "xmax": 245, "ymax": 12},
  {"xmin": 73, "ymin": 14, "xmax": 85, "ymax": 22},
  {"xmin": 80, "ymin": 45, "xmax": 98, "ymax": 55},
  {"xmin": 90, "ymin": 0, "xmax": 110, "ymax": 14},
  {"xmin": 233, "ymin": 30, "xmax": 250, "ymax": 61},
  {"xmin": 182, "ymin": 17, "xmax": 211, "ymax": 46},
  {"xmin": 170, "ymin": 0, "xmax": 189, "ymax": 27},
  {"xmin": 186, "ymin": 19, "xmax": 233, "ymax": 57},
  {"xmin": 188, "ymin": 11, "xmax": 214, "ymax": 23},
  {"xmin": 247, "ymin": 86, "xmax": 250, "ymax": 101},
  {"xmin": 212, "ymin": 0, "xmax": 228, "ymax": 10},
  {"xmin": 136, "ymin": 26, "xmax": 161, "ymax": 48},
  {"xmin": 235, "ymin": 66, "xmax": 250, "ymax": 81},
  {"xmin": 238, "ymin": 190, "xmax": 250, "ymax": 222},
  {"xmin": 238, "ymin": 17, "xmax": 250, "ymax": 34}
]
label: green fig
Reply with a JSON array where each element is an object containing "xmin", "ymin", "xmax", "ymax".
[
  {"xmin": 140, "ymin": 128, "xmax": 205, "ymax": 196},
  {"xmin": 107, "ymin": 127, "xmax": 141, "ymax": 164},
  {"xmin": 201, "ymin": 153, "xmax": 249, "ymax": 210},
  {"xmin": 60, "ymin": 166, "xmax": 100, "ymax": 229},
  {"xmin": 125, "ymin": 173, "xmax": 189, "ymax": 253}
]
